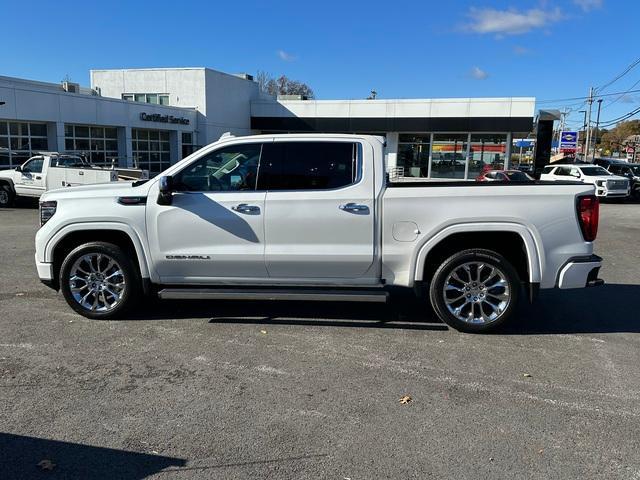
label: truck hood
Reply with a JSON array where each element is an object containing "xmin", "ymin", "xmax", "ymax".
[
  {"xmin": 41, "ymin": 181, "xmax": 149, "ymax": 201},
  {"xmin": 0, "ymin": 168, "xmax": 15, "ymax": 180}
]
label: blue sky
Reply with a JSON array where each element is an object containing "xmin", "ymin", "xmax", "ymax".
[{"xmin": 1, "ymin": 0, "xmax": 639, "ymax": 129}]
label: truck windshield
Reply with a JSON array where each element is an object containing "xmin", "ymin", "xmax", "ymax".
[
  {"xmin": 629, "ymin": 165, "xmax": 640, "ymax": 176},
  {"xmin": 580, "ymin": 166, "xmax": 610, "ymax": 176}
]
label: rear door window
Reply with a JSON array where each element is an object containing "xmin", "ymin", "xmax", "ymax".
[{"xmin": 258, "ymin": 142, "xmax": 358, "ymax": 191}]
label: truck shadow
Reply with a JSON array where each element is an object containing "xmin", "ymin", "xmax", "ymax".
[
  {"xmin": 132, "ymin": 283, "xmax": 640, "ymax": 335},
  {"xmin": 0, "ymin": 432, "xmax": 186, "ymax": 480}
]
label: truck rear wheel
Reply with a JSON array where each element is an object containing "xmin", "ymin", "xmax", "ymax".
[
  {"xmin": 59, "ymin": 242, "xmax": 139, "ymax": 319},
  {"xmin": 0, "ymin": 184, "xmax": 14, "ymax": 208},
  {"xmin": 429, "ymin": 249, "xmax": 519, "ymax": 333}
]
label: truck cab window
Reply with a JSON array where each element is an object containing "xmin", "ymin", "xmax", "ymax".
[
  {"xmin": 174, "ymin": 143, "xmax": 262, "ymax": 192},
  {"xmin": 258, "ymin": 142, "xmax": 358, "ymax": 190},
  {"xmin": 22, "ymin": 157, "xmax": 44, "ymax": 174}
]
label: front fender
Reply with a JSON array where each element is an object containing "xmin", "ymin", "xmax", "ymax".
[{"xmin": 42, "ymin": 221, "xmax": 153, "ymax": 280}]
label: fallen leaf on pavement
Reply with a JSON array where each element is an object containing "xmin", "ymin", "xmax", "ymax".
[
  {"xmin": 260, "ymin": 330, "xmax": 267, "ymax": 334},
  {"xmin": 523, "ymin": 373, "xmax": 532, "ymax": 378},
  {"xmin": 37, "ymin": 459, "xmax": 56, "ymax": 471},
  {"xmin": 399, "ymin": 395, "xmax": 412, "ymax": 404},
  {"xmin": 15, "ymin": 293, "xmax": 25, "ymax": 297}
]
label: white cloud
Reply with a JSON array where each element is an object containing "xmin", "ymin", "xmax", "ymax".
[
  {"xmin": 620, "ymin": 94, "xmax": 638, "ymax": 104},
  {"xmin": 277, "ymin": 50, "xmax": 296, "ymax": 62},
  {"xmin": 465, "ymin": 6, "xmax": 563, "ymax": 36},
  {"xmin": 573, "ymin": 0, "xmax": 603, "ymax": 12},
  {"xmin": 513, "ymin": 45, "xmax": 531, "ymax": 55},
  {"xmin": 470, "ymin": 66, "xmax": 489, "ymax": 80}
]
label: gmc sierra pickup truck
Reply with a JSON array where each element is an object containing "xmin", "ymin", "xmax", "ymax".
[{"xmin": 34, "ymin": 134, "xmax": 603, "ymax": 332}]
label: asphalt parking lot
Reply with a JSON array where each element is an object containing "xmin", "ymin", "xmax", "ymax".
[{"xmin": 1, "ymin": 201, "xmax": 639, "ymax": 479}]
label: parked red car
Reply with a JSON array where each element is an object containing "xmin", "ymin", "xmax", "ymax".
[{"xmin": 476, "ymin": 169, "xmax": 534, "ymax": 182}]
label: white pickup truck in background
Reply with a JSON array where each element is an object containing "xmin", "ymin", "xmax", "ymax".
[
  {"xmin": 540, "ymin": 164, "xmax": 630, "ymax": 198},
  {"xmin": 34, "ymin": 134, "xmax": 603, "ymax": 333},
  {"xmin": 0, "ymin": 153, "xmax": 148, "ymax": 207}
]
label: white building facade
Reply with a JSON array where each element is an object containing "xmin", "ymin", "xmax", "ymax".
[{"xmin": 1, "ymin": 67, "xmax": 536, "ymax": 179}]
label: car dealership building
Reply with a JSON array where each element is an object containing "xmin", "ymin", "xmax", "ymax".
[{"xmin": 0, "ymin": 67, "xmax": 535, "ymax": 178}]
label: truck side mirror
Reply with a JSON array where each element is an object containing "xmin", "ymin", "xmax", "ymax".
[
  {"xmin": 157, "ymin": 175, "xmax": 174, "ymax": 206},
  {"xmin": 15, "ymin": 165, "xmax": 22, "ymax": 172}
]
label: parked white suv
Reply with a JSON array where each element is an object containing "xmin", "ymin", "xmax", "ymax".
[
  {"xmin": 540, "ymin": 164, "xmax": 629, "ymax": 198},
  {"xmin": 34, "ymin": 134, "xmax": 603, "ymax": 333}
]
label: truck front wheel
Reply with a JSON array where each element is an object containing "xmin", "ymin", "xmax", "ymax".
[
  {"xmin": 59, "ymin": 242, "xmax": 139, "ymax": 319},
  {"xmin": 0, "ymin": 184, "xmax": 15, "ymax": 208},
  {"xmin": 429, "ymin": 249, "xmax": 519, "ymax": 333}
]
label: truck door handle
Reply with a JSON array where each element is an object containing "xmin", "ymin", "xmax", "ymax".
[
  {"xmin": 231, "ymin": 203, "xmax": 260, "ymax": 214},
  {"xmin": 35, "ymin": 176, "xmax": 41, "ymax": 180},
  {"xmin": 339, "ymin": 203, "xmax": 369, "ymax": 213},
  {"xmin": 78, "ymin": 171, "xmax": 84, "ymax": 175}
]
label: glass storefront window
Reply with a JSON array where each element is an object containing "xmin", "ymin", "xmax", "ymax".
[
  {"xmin": 468, "ymin": 134, "xmax": 507, "ymax": 179},
  {"xmin": 64, "ymin": 124, "xmax": 119, "ymax": 166},
  {"xmin": 397, "ymin": 134, "xmax": 430, "ymax": 178},
  {"xmin": 132, "ymin": 128, "xmax": 171, "ymax": 176},
  {"xmin": 0, "ymin": 121, "xmax": 47, "ymax": 168},
  {"xmin": 431, "ymin": 134, "xmax": 468, "ymax": 179}
]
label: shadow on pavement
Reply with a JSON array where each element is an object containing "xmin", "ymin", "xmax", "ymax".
[
  {"xmin": 126, "ymin": 283, "xmax": 639, "ymax": 335},
  {"xmin": 0, "ymin": 432, "xmax": 186, "ymax": 479},
  {"xmin": 502, "ymin": 283, "xmax": 640, "ymax": 335}
]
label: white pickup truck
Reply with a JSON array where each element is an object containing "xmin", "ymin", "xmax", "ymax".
[
  {"xmin": 539, "ymin": 164, "xmax": 630, "ymax": 198},
  {"xmin": 34, "ymin": 134, "xmax": 603, "ymax": 332},
  {"xmin": 0, "ymin": 153, "xmax": 148, "ymax": 207}
]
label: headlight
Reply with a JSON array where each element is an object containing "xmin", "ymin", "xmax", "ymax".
[{"xmin": 39, "ymin": 200, "xmax": 57, "ymax": 226}]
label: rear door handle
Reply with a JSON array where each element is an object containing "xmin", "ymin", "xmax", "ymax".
[
  {"xmin": 232, "ymin": 203, "xmax": 260, "ymax": 214},
  {"xmin": 339, "ymin": 203, "xmax": 369, "ymax": 213},
  {"xmin": 35, "ymin": 176, "xmax": 41, "ymax": 180},
  {"xmin": 78, "ymin": 171, "xmax": 84, "ymax": 175}
]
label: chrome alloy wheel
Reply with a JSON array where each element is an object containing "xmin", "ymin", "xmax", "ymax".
[
  {"xmin": 0, "ymin": 190, "xmax": 8, "ymax": 205},
  {"xmin": 68, "ymin": 253, "xmax": 126, "ymax": 312},
  {"xmin": 442, "ymin": 261, "xmax": 511, "ymax": 324}
]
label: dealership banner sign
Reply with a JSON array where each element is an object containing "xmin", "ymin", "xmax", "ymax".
[{"xmin": 560, "ymin": 131, "xmax": 578, "ymax": 153}]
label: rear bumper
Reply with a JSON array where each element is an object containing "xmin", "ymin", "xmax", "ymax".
[{"xmin": 557, "ymin": 254, "xmax": 603, "ymax": 289}]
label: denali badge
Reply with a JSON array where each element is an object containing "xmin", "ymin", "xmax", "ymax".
[{"xmin": 166, "ymin": 255, "xmax": 211, "ymax": 260}]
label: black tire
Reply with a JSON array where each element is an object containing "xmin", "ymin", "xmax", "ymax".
[
  {"xmin": 0, "ymin": 183, "xmax": 15, "ymax": 208},
  {"xmin": 59, "ymin": 242, "xmax": 140, "ymax": 319},
  {"xmin": 429, "ymin": 249, "xmax": 520, "ymax": 333}
]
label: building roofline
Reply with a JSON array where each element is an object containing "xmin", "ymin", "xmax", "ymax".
[{"xmin": 90, "ymin": 67, "xmax": 257, "ymax": 83}]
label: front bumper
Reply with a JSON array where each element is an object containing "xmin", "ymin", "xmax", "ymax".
[
  {"xmin": 35, "ymin": 256, "xmax": 57, "ymax": 290},
  {"xmin": 595, "ymin": 188, "xmax": 629, "ymax": 198},
  {"xmin": 557, "ymin": 254, "xmax": 603, "ymax": 289}
]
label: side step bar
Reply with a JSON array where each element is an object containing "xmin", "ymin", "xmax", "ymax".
[{"xmin": 158, "ymin": 288, "xmax": 389, "ymax": 303}]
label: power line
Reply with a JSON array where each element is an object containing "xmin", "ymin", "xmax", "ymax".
[
  {"xmin": 601, "ymin": 78, "xmax": 640, "ymax": 111},
  {"xmin": 536, "ymin": 88, "xmax": 640, "ymax": 105},
  {"xmin": 598, "ymin": 105, "xmax": 640, "ymax": 128},
  {"xmin": 596, "ymin": 56, "xmax": 640, "ymax": 93}
]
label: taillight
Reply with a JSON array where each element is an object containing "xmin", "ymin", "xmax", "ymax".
[{"xmin": 577, "ymin": 195, "xmax": 599, "ymax": 242}]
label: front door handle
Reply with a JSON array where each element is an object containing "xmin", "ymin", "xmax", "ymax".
[
  {"xmin": 35, "ymin": 176, "xmax": 42, "ymax": 180},
  {"xmin": 232, "ymin": 203, "xmax": 260, "ymax": 214},
  {"xmin": 339, "ymin": 203, "xmax": 369, "ymax": 214}
]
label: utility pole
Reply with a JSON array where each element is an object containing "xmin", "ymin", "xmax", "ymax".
[
  {"xmin": 579, "ymin": 110, "xmax": 587, "ymax": 157},
  {"xmin": 592, "ymin": 99, "xmax": 603, "ymax": 162},
  {"xmin": 584, "ymin": 87, "xmax": 594, "ymax": 162}
]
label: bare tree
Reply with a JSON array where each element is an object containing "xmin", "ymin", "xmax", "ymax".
[{"xmin": 257, "ymin": 72, "xmax": 314, "ymax": 98}]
